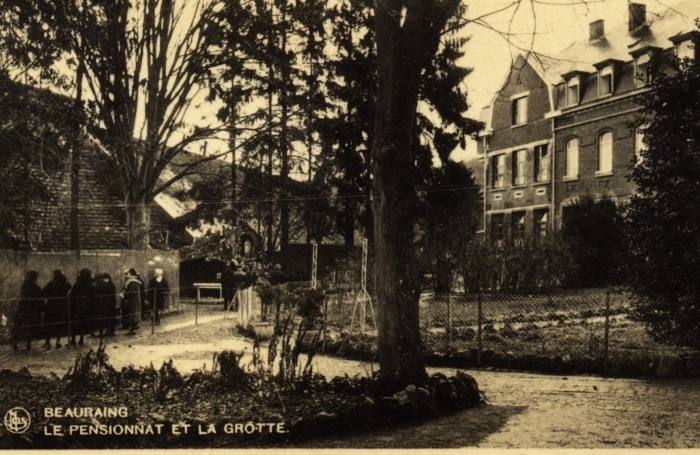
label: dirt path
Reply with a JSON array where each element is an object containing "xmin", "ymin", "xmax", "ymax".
[{"xmin": 2, "ymin": 313, "xmax": 699, "ymax": 448}]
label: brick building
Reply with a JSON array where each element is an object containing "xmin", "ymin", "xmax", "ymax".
[{"xmin": 477, "ymin": 0, "xmax": 699, "ymax": 242}]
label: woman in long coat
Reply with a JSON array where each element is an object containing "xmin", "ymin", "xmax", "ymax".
[
  {"xmin": 41, "ymin": 270, "xmax": 72, "ymax": 349},
  {"xmin": 69, "ymin": 268, "xmax": 96, "ymax": 346},
  {"xmin": 94, "ymin": 273, "xmax": 118, "ymax": 336},
  {"xmin": 121, "ymin": 268, "xmax": 143, "ymax": 334},
  {"xmin": 12, "ymin": 271, "xmax": 43, "ymax": 350},
  {"xmin": 147, "ymin": 268, "xmax": 169, "ymax": 325}
]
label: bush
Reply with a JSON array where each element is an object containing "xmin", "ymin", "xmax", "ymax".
[
  {"xmin": 460, "ymin": 235, "xmax": 574, "ymax": 293},
  {"xmin": 562, "ymin": 195, "xmax": 626, "ymax": 287},
  {"xmin": 291, "ymin": 287, "xmax": 325, "ymax": 326}
]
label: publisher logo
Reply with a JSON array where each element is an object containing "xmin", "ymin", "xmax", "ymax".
[{"xmin": 4, "ymin": 407, "xmax": 31, "ymax": 434}]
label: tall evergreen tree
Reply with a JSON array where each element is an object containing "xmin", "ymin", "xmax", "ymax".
[{"xmin": 205, "ymin": 0, "xmax": 329, "ymax": 257}]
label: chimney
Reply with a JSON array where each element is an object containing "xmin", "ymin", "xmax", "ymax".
[
  {"xmin": 590, "ymin": 19, "xmax": 605, "ymax": 42},
  {"xmin": 629, "ymin": 3, "xmax": 647, "ymax": 31}
]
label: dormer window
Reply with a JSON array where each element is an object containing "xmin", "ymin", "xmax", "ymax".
[
  {"xmin": 593, "ymin": 59, "xmax": 621, "ymax": 97},
  {"xmin": 567, "ymin": 76, "xmax": 580, "ymax": 106},
  {"xmin": 671, "ymin": 32, "xmax": 698, "ymax": 62},
  {"xmin": 634, "ymin": 53, "xmax": 651, "ymax": 86},
  {"xmin": 677, "ymin": 40, "xmax": 695, "ymax": 60},
  {"xmin": 676, "ymin": 39, "xmax": 695, "ymax": 60},
  {"xmin": 599, "ymin": 66, "xmax": 613, "ymax": 97},
  {"xmin": 562, "ymin": 71, "xmax": 585, "ymax": 107},
  {"xmin": 631, "ymin": 47, "xmax": 660, "ymax": 88}
]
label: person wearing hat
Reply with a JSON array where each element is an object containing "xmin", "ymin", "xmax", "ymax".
[
  {"xmin": 121, "ymin": 268, "xmax": 143, "ymax": 334},
  {"xmin": 95, "ymin": 273, "xmax": 118, "ymax": 336},
  {"xmin": 147, "ymin": 268, "xmax": 169, "ymax": 325},
  {"xmin": 68, "ymin": 268, "xmax": 97, "ymax": 346},
  {"xmin": 12, "ymin": 271, "xmax": 43, "ymax": 350},
  {"xmin": 40, "ymin": 270, "xmax": 71, "ymax": 349}
]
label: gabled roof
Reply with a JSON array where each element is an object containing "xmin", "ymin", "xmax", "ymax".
[{"xmin": 479, "ymin": 53, "xmax": 566, "ymax": 134}]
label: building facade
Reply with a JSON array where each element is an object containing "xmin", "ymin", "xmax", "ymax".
[{"xmin": 477, "ymin": 1, "xmax": 699, "ymax": 242}]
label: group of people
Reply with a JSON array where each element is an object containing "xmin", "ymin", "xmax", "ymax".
[{"xmin": 11, "ymin": 267, "xmax": 170, "ymax": 351}]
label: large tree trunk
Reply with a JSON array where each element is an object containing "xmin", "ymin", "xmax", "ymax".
[
  {"xmin": 372, "ymin": 0, "xmax": 460, "ymax": 389},
  {"xmin": 126, "ymin": 198, "xmax": 150, "ymax": 250},
  {"xmin": 372, "ymin": 4, "xmax": 425, "ymax": 389}
]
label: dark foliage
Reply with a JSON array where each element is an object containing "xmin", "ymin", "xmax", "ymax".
[
  {"xmin": 420, "ymin": 161, "xmax": 481, "ymax": 294},
  {"xmin": 626, "ymin": 35, "xmax": 700, "ymax": 349},
  {"xmin": 562, "ymin": 195, "xmax": 626, "ymax": 287}
]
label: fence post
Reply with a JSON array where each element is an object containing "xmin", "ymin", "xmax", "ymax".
[
  {"xmin": 477, "ymin": 293, "xmax": 483, "ymax": 368},
  {"xmin": 151, "ymin": 285, "xmax": 155, "ymax": 335},
  {"xmin": 67, "ymin": 296, "xmax": 72, "ymax": 341},
  {"xmin": 604, "ymin": 291, "xmax": 610, "ymax": 377},
  {"xmin": 195, "ymin": 297, "xmax": 199, "ymax": 326},
  {"xmin": 321, "ymin": 296, "xmax": 328, "ymax": 352},
  {"xmin": 447, "ymin": 293, "xmax": 453, "ymax": 343},
  {"xmin": 360, "ymin": 297, "xmax": 366, "ymax": 333}
]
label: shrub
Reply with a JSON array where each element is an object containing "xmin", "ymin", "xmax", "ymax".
[
  {"xmin": 562, "ymin": 195, "xmax": 626, "ymax": 287},
  {"xmin": 460, "ymin": 235, "xmax": 574, "ymax": 293}
]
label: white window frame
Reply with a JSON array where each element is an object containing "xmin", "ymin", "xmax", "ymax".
[
  {"xmin": 565, "ymin": 138, "xmax": 579, "ymax": 180},
  {"xmin": 634, "ymin": 53, "xmax": 651, "ymax": 87},
  {"xmin": 512, "ymin": 211, "xmax": 526, "ymax": 245},
  {"xmin": 533, "ymin": 209, "xmax": 549, "ymax": 239},
  {"xmin": 534, "ymin": 144, "xmax": 550, "ymax": 183},
  {"xmin": 512, "ymin": 149, "xmax": 527, "ymax": 186},
  {"xmin": 599, "ymin": 65, "xmax": 613, "ymax": 97},
  {"xmin": 597, "ymin": 131, "xmax": 613, "ymax": 175},
  {"xmin": 566, "ymin": 76, "xmax": 580, "ymax": 106},
  {"xmin": 512, "ymin": 95, "xmax": 528, "ymax": 126},
  {"xmin": 492, "ymin": 154, "xmax": 505, "ymax": 188},
  {"xmin": 676, "ymin": 39, "xmax": 695, "ymax": 61},
  {"xmin": 491, "ymin": 214, "xmax": 505, "ymax": 247},
  {"xmin": 635, "ymin": 125, "xmax": 648, "ymax": 164}
]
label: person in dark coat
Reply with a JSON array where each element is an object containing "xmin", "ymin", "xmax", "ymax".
[
  {"xmin": 12, "ymin": 271, "xmax": 43, "ymax": 350},
  {"xmin": 246, "ymin": 262, "xmax": 260, "ymax": 287},
  {"xmin": 95, "ymin": 273, "xmax": 118, "ymax": 337},
  {"xmin": 146, "ymin": 268, "xmax": 169, "ymax": 325},
  {"xmin": 121, "ymin": 268, "xmax": 143, "ymax": 334},
  {"xmin": 40, "ymin": 270, "xmax": 71, "ymax": 349},
  {"xmin": 220, "ymin": 262, "xmax": 236, "ymax": 311},
  {"xmin": 69, "ymin": 268, "xmax": 96, "ymax": 346},
  {"xmin": 268, "ymin": 263, "xmax": 289, "ymax": 286}
]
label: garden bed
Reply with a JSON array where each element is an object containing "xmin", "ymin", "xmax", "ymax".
[
  {"xmin": 323, "ymin": 317, "xmax": 700, "ymax": 378},
  {"xmin": 0, "ymin": 343, "xmax": 483, "ymax": 449}
]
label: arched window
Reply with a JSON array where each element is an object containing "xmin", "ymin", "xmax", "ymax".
[
  {"xmin": 565, "ymin": 138, "xmax": 579, "ymax": 178},
  {"xmin": 598, "ymin": 132, "xmax": 613, "ymax": 174},
  {"xmin": 635, "ymin": 125, "xmax": 648, "ymax": 164}
]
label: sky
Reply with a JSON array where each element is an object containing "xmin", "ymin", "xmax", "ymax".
[{"xmin": 453, "ymin": 0, "xmax": 690, "ymax": 161}]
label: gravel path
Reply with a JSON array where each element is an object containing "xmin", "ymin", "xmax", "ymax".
[{"xmin": 1, "ymin": 311, "xmax": 699, "ymax": 448}]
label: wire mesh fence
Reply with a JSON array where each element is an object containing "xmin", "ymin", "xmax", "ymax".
[
  {"xmin": 320, "ymin": 289, "xmax": 699, "ymax": 376},
  {"xmin": 235, "ymin": 281, "xmax": 313, "ymax": 329},
  {"xmin": 3, "ymin": 246, "xmax": 697, "ymax": 378}
]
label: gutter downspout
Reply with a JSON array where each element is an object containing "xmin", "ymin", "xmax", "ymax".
[
  {"xmin": 483, "ymin": 136, "xmax": 489, "ymax": 234},
  {"xmin": 551, "ymin": 119, "xmax": 556, "ymax": 230}
]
